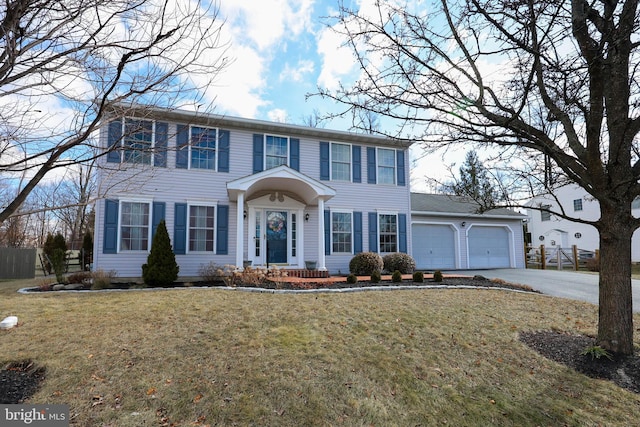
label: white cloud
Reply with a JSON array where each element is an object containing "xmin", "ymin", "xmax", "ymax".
[
  {"xmin": 267, "ymin": 109, "xmax": 288, "ymax": 122},
  {"xmin": 316, "ymin": 26, "xmax": 357, "ymax": 91},
  {"xmin": 279, "ymin": 60, "xmax": 315, "ymax": 83}
]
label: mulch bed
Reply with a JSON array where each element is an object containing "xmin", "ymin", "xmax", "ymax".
[{"xmin": 0, "ymin": 360, "xmax": 46, "ymax": 404}]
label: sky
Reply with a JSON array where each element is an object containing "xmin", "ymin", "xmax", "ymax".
[{"xmin": 200, "ymin": 0, "xmax": 460, "ymax": 192}]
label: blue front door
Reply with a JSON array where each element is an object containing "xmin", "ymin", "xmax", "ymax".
[{"xmin": 266, "ymin": 210, "xmax": 287, "ymax": 264}]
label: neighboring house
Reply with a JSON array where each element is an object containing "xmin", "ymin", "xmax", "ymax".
[
  {"xmin": 410, "ymin": 193, "xmax": 526, "ymax": 270},
  {"xmin": 526, "ymin": 184, "xmax": 640, "ymax": 261},
  {"xmin": 93, "ymin": 106, "xmax": 412, "ymax": 277}
]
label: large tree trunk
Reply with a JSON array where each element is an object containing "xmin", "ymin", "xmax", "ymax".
[{"xmin": 597, "ymin": 204, "xmax": 635, "ymax": 355}]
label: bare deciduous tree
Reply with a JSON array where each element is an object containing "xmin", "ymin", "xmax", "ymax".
[
  {"xmin": 317, "ymin": 0, "xmax": 640, "ymax": 354},
  {"xmin": 0, "ymin": 0, "xmax": 229, "ymax": 224}
]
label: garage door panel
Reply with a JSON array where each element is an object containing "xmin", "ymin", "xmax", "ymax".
[
  {"xmin": 412, "ymin": 224, "xmax": 456, "ymax": 269},
  {"xmin": 468, "ymin": 226, "xmax": 510, "ymax": 268}
]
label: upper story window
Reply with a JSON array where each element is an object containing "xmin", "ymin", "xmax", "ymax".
[
  {"xmin": 379, "ymin": 213, "xmax": 397, "ymax": 252},
  {"xmin": 123, "ymin": 119, "xmax": 153, "ymax": 164},
  {"xmin": 253, "ymin": 133, "xmax": 299, "ymax": 173},
  {"xmin": 331, "ymin": 143, "xmax": 351, "ymax": 181},
  {"xmin": 541, "ymin": 204, "xmax": 552, "ymax": 221},
  {"xmin": 190, "ymin": 126, "xmax": 217, "ymax": 170},
  {"xmin": 332, "ymin": 211, "xmax": 353, "ymax": 253},
  {"xmin": 265, "ymin": 135, "xmax": 289, "ymax": 169},
  {"xmin": 120, "ymin": 201, "xmax": 150, "ymax": 251},
  {"xmin": 377, "ymin": 148, "xmax": 396, "ymax": 185},
  {"xmin": 573, "ymin": 199, "xmax": 583, "ymax": 212},
  {"xmin": 107, "ymin": 118, "xmax": 167, "ymax": 167}
]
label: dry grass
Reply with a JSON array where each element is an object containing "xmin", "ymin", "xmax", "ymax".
[{"xmin": 1, "ymin": 279, "xmax": 640, "ymax": 426}]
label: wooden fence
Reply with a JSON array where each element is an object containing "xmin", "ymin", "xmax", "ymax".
[
  {"xmin": 526, "ymin": 244, "xmax": 598, "ymax": 270},
  {"xmin": 0, "ymin": 247, "xmax": 36, "ymax": 280}
]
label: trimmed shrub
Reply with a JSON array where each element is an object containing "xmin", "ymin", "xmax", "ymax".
[
  {"xmin": 346, "ymin": 274, "xmax": 358, "ymax": 284},
  {"xmin": 383, "ymin": 252, "xmax": 416, "ymax": 274},
  {"xmin": 370, "ymin": 270, "xmax": 381, "ymax": 283},
  {"xmin": 413, "ymin": 271, "xmax": 424, "ymax": 283},
  {"xmin": 392, "ymin": 270, "xmax": 402, "ymax": 283},
  {"xmin": 349, "ymin": 252, "xmax": 383, "ymax": 275},
  {"xmin": 433, "ymin": 270, "xmax": 443, "ymax": 282},
  {"xmin": 142, "ymin": 220, "xmax": 179, "ymax": 287}
]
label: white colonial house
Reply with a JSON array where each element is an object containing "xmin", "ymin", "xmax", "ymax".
[
  {"xmin": 93, "ymin": 106, "xmax": 413, "ymax": 277},
  {"xmin": 526, "ymin": 184, "xmax": 640, "ymax": 262},
  {"xmin": 411, "ymin": 193, "xmax": 526, "ymax": 270}
]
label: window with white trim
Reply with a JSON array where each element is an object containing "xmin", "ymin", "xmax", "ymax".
[
  {"xmin": 190, "ymin": 126, "xmax": 217, "ymax": 170},
  {"xmin": 573, "ymin": 199, "xmax": 583, "ymax": 212},
  {"xmin": 541, "ymin": 204, "xmax": 552, "ymax": 221},
  {"xmin": 332, "ymin": 211, "xmax": 352, "ymax": 253},
  {"xmin": 120, "ymin": 201, "xmax": 151, "ymax": 251},
  {"xmin": 331, "ymin": 143, "xmax": 351, "ymax": 181},
  {"xmin": 265, "ymin": 135, "xmax": 289, "ymax": 169},
  {"xmin": 189, "ymin": 205, "xmax": 215, "ymax": 252},
  {"xmin": 377, "ymin": 148, "xmax": 396, "ymax": 185},
  {"xmin": 123, "ymin": 119, "xmax": 154, "ymax": 164},
  {"xmin": 379, "ymin": 213, "xmax": 397, "ymax": 252}
]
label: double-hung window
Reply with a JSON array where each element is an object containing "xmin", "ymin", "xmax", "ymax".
[
  {"xmin": 190, "ymin": 127, "xmax": 217, "ymax": 170},
  {"xmin": 123, "ymin": 119, "xmax": 154, "ymax": 164},
  {"xmin": 573, "ymin": 199, "xmax": 583, "ymax": 212},
  {"xmin": 379, "ymin": 213, "xmax": 397, "ymax": 252},
  {"xmin": 541, "ymin": 204, "xmax": 552, "ymax": 221},
  {"xmin": 120, "ymin": 201, "xmax": 151, "ymax": 251},
  {"xmin": 189, "ymin": 205, "xmax": 215, "ymax": 252},
  {"xmin": 331, "ymin": 143, "xmax": 351, "ymax": 181},
  {"xmin": 332, "ymin": 211, "xmax": 353, "ymax": 253},
  {"xmin": 377, "ymin": 148, "xmax": 396, "ymax": 185},
  {"xmin": 266, "ymin": 135, "xmax": 289, "ymax": 169}
]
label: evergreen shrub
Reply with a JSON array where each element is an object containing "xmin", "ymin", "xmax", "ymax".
[{"xmin": 142, "ymin": 220, "xmax": 179, "ymax": 287}]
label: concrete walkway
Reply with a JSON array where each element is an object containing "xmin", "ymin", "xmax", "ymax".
[{"xmin": 458, "ymin": 268, "xmax": 640, "ymax": 313}]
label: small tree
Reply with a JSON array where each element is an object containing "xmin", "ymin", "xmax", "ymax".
[
  {"xmin": 142, "ymin": 220, "xmax": 179, "ymax": 287},
  {"xmin": 446, "ymin": 151, "xmax": 504, "ymax": 212},
  {"xmin": 43, "ymin": 232, "xmax": 67, "ymax": 277},
  {"xmin": 82, "ymin": 232, "xmax": 93, "ymax": 271}
]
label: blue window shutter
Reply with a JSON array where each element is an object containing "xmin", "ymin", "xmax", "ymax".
[
  {"xmin": 368, "ymin": 212, "xmax": 378, "ymax": 252},
  {"xmin": 352, "ymin": 145, "xmax": 361, "ymax": 183},
  {"xmin": 253, "ymin": 134, "xmax": 264, "ymax": 173},
  {"xmin": 367, "ymin": 147, "xmax": 376, "ymax": 184},
  {"xmin": 154, "ymin": 122, "xmax": 168, "ymax": 167},
  {"xmin": 290, "ymin": 138, "xmax": 300, "ymax": 171},
  {"xmin": 103, "ymin": 199, "xmax": 119, "ymax": 253},
  {"xmin": 353, "ymin": 211, "xmax": 363, "ymax": 253},
  {"xmin": 216, "ymin": 205, "xmax": 229, "ymax": 255},
  {"xmin": 324, "ymin": 210, "xmax": 331, "ymax": 255},
  {"xmin": 152, "ymin": 202, "xmax": 166, "ymax": 241},
  {"xmin": 176, "ymin": 125, "xmax": 189, "ymax": 169},
  {"xmin": 398, "ymin": 213, "xmax": 407, "ymax": 253},
  {"xmin": 320, "ymin": 141, "xmax": 330, "ymax": 180},
  {"xmin": 218, "ymin": 129, "xmax": 230, "ymax": 172},
  {"xmin": 397, "ymin": 150, "xmax": 406, "ymax": 186},
  {"xmin": 106, "ymin": 120, "xmax": 122, "ymax": 163},
  {"xmin": 174, "ymin": 203, "xmax": 187, "ymax": 255}
]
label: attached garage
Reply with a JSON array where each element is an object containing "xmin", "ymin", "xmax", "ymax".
[
  {"xmin": 468, "ymin": 226, "xmax": 511, "ymax": 268},
  {"xmin": 412, "ymin": 223, "xmax": 456, "ymax": 269}
]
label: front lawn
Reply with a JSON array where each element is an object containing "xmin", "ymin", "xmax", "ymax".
[{"xmin": 1, "ymin": 280, "xmax": 639, "ymax": 426}]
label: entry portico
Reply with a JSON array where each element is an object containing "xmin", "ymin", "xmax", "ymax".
[{"xmin": 227, "ymin": 165, "xmax": 336, "ymax": 270}]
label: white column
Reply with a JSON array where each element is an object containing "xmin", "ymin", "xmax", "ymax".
[
  {"xmin": 236, "ymin": 191, "xmax": 245, "ymax": 268},
  {"xmin": 318, "ymin": 198, "xmax": 326, "ymax": 270}
]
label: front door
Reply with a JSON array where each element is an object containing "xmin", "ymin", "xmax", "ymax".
[{"xmin": 266, "ymin": 210, "xmax": 287, "ymax": 264}]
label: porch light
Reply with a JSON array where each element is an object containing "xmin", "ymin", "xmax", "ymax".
[
  {"xmin": 461, "ymin": 221, "xmax": 466, "ymax": 227},
  {"xmin": 305, "ymin": 213, "xmax": 310, "ymax": 221},
  {"xmin": 243, "ymin": 210, "xmax": 247, "ymax": 219}
]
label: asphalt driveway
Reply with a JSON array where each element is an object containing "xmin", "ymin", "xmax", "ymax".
[{"xmin": 457, "ymin": 268, "xmax": 640, "ymax": 313}]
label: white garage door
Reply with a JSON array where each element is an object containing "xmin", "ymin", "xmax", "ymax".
[
  {"xmin": 468, "ymin": 226, "xmax": 511, "ymax": 268},
  {"xmin": 412, "ymin": 224, "xmax": 456, "ymax": 269}
]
